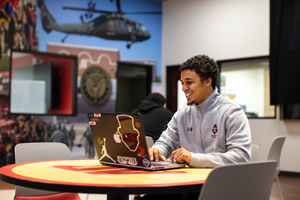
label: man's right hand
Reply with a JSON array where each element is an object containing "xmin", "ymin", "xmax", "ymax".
[{"xmin": 148, "ymin": 147, "xmax": 167, "ymax": 162}]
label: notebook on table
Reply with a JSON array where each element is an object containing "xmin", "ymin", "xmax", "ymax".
[{"xmin": 87, "ymin": 112, "xmax": 186, "ymax": 171}]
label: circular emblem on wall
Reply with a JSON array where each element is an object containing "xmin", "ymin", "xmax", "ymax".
[{"xmin": 80, "ymin": 65, "xmax": 111, "ymax": 105}]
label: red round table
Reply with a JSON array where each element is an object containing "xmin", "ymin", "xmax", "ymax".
[{"xmin": 0, "ymin": 159, "xmax": 212, "ymax": 200}]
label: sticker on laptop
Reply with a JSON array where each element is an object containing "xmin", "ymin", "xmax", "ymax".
[
  {"xmin": 117, "ymin": 156, "xmax": 138, "ymax": 166},
  {"xmin": 90, "ymin": 118, "xmax": 99, "ymax": 121},
  {"xmin": 113, "ymin": 132, "xmax": 122, "ymax": 143},
  {"xmin": 89, "ymin": 121, "xmax": 96, "ymax": 125},
  {"xmin": 142, "ymin": 158, "xmax": 151, "ymax": 167},
  {"xmin": 137, "ymin": 147, "xmax": 147, "ymax": 158},
  {"xmin": 94, "ymin": 113, "xmax": 101, "ymax": 117},
  {"xmin": 116, "ymin": 114, "xmax": 140, "ymax": 152},
  {"xmin": 98, "ymin": 137, "xmax": 116, "ymax": 163}
]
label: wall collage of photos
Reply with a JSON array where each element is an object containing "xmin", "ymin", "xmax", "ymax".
[{"xmin": 0, "ymin": 0, "xmax": 162, "ymax": 166}]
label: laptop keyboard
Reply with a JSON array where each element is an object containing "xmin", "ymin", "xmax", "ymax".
[{"xmin": 151, "ymin": 161, "xmax": 180, "ymax": 166}]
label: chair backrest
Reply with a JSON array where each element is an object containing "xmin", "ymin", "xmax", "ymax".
[
  {"xmin": 14, "ymin": 142, "xmax": 72, "ymax": 196},
  {"xmin": 198, "ymin": 161, "xmax": 277, "ymax": 200},
  {"xmin": 267, "ymin": 136, "xmax": 286, "ymax": 176},
  {"xmin": 250, "ymin": 144, "xmax": 259, "ymax": 161},
  {"xmin": 145, "ymin": 136, "xmax": 154, "ymax": 149}
]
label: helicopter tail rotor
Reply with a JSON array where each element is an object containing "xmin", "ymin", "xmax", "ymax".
[{"xmin": 37, "ymin": 0, "xmax": 57, "ymax": 33}]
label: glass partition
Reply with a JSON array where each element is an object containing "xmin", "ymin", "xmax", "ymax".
[{"xmin": 218, "ymin": 56, "xmax": 275, "ymax": 118}]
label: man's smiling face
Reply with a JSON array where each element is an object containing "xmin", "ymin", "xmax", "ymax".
[{"xmin": 180, "ymin": 69, "xmax": 213, "ymax": 105}]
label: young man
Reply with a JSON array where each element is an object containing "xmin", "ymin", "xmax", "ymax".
[{"xmin": 141, "ymin": 55, "xmax": 251, "ymax": 200}]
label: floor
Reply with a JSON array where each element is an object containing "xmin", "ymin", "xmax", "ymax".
[
  {"xmin": 270, "ymin": 175, "xmax": 300, "ymax": 200},
  {"xmin": 0, "ymin": 143, "xmax": 299, "ymax": 200}
]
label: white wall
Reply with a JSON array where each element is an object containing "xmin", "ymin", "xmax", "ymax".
[{"xmin": 161, "ymin": 0, "xmax": 300, "ymax": 172}]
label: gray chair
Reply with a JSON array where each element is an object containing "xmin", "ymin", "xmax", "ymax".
[
  {"xmin": 250, "ymin": 143, "xmax": 259, "ymax": 161},
  {"xmin": 14, "ymin": 142, "xmax": 81, "ymax": 200},
  {"xmin": 145, "ymin": 136, "xmax": 154, "ymax": 149},
  {"xmin": 267, "ymin": 136, "xmax": 286, "ymax": 200},
  {"xmin": 198, "ymin": 161, "xmax": 277, "ymax": 200}
]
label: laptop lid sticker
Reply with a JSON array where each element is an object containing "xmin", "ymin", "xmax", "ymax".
[
  {"xmin": 142, "ymin": 158, "xmax": 151, "ymax": 167},
  {"xmin": 98, "ymin": 137, "xmax": 116, "ymax": 163},
  {"xmin": 116, "ymin": 114, "xmax": 140, "ymax": 152},
  {"xmin": 89, "ymin": 121, "xmax": 96, "ymax": 125},
  {"xmin": 117, "ymin": 156, "xmax": 138, "ymax": 166},
  {"xmin": 137, "ymin": 147, "xmax": 147, "ymax": 158}
]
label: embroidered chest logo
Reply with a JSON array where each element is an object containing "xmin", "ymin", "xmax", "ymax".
[{"xmin": 211, "ymin": 124, "xmax": 218, "ymax": 138}]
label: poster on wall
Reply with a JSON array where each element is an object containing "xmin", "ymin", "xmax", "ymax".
[
  {"xmin": 36, "ymin": 0, "xmax": 162, "ymax": 114},
  {"xmin": 0, "ymin": 0, "xmax": 162, "ymax": 117},
  {"xmin": 47, "ymin": 42, "xmax": 119, "ymax": 114},
  {"xmin": 36, "ymin": 0, "xmax": 162, "ymax": 74},
  {"xmin": 0, "ymin": 0, "xmax": 39, "ymax": 119}
]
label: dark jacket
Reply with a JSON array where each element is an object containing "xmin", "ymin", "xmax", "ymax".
[{"xmin": 132, "ymin": 98, "xmax": 173, "ymax": 142}]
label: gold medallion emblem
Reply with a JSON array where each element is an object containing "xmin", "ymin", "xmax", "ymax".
[{"xmin": 80, "ymin": 65, "xmax": 111, "ymax": 105}]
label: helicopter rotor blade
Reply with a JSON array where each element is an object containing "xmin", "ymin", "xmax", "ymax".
[
  {"xmin": 116, "ymin": 0, "xmax": 121, "ymax": 13},
  {"xmin": 62, "ymin": 6, "xmax": 113, "ymax": 14},
  {"xmin": 123, "ymin": 11, "xmax": 162, "ymax": 15}
]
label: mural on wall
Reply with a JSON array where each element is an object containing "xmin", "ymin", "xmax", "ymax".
[
  {"xmin": 38, "ymin": 0, "xmax": 160, "ymax": 49},
  {"xmin": 47, "ymin": 42, "xmax": 119, "ymax": 114},
  {"xmin": 38, "ymin": 0, "xmax": 162, "ymax": 114},
  {"xmin": 0, "ymin": 0, "xmax": 38, "ymax": 67},
  {"xmin": 37, "ymin": 0, "xmax": 162, "ymax": 77},
  {"xmin": 0, "ymin": 0, "xmax": 39, "ymax": 122},
  {"xmin": 0, "ymin": 0, "xmax": 161, "ymax": 117}
]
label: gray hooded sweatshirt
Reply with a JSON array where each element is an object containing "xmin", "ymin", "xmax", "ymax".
[{"xmin": 153, "ymin": 87, "xmax": 251, "ymax": 168}]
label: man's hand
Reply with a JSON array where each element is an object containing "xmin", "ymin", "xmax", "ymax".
[
  {"xmin": 171, "ymin": 148, "xmax": 191, "ymax": 164},
  {"xmin": 148, "ymin": 147, "xmax": 166, "ymax": 162}
]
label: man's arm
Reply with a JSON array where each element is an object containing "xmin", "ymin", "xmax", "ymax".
[{"xmin": 150, "ymin": 112, "xmax": 181, "ymax": 160}]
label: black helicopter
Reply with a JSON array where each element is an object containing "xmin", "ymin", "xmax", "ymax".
[{"xmin": 37, "ymin": 0, "xmax": 161, "ymax": 49}]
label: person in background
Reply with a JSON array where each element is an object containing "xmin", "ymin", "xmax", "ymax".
[
  {"xmin": 81, "ymin": 126, "xmax": 94, "ymax": 158},
  {"xmin": 24, "ymin": 2, "xmax": 36, "ymax": 50},
  {"xmin": 68, "ymin": 125, "xmax": 76, "ymax": 151},
  {"xmin": 62, "ymin": 124, "xmax": 69, "ymax": 146},
  {"xmin": 9, "ymin": 4, "xmax": 26, "ymax": 50},
  {"xmin": 141, "ymin": 55, "xmax": 251, "ymax": 200},
  {"xmin": 0, "ymin": 21, "xmax": 9, "ymax": 65},
  {"xmin": 132, "ymin": 93, "xmax": 173, "ymax": 142},
  {"xmin": 132, "ymin": 93, "xmax": 173, "ymax": 200}
]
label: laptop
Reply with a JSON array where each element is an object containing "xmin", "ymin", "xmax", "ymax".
[{"xmin": 87, "ymin": 112, "xmax": 186, "ymax": 170}]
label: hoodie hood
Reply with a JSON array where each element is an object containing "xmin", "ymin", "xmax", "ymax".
[{"xmin": 138, "ymin": 98, "xmax": 163, "ymax": 112}]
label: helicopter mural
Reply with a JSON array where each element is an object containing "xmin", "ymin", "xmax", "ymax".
[{"xmin": 37, "ymin": 0, "xmax": 161, "ymax": 49}]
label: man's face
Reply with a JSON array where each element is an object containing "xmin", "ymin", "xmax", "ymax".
[{"xmin": 180, "ymin": 69, "xmax": 213, "ymax": 105}]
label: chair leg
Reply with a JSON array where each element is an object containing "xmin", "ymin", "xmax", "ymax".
[{"xmin": 276, "ymin": 176, "xmax": 284, "ymax": 200}]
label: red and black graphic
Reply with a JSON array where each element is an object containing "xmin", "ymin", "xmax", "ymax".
[
  {"xmin": 94, "ymin": 113, "xmax": 101, "ymax": 117},
  {"xmin": 211, "ymin": 124, "xmax": 218, "ymax": 138},
  {"xmin": 116, "ymin": 114, "xmax": 140, "ymax": 152},
  {"xmin": 137, "ymin": 147, "xmax": 147, "ymax": 158},
  {"xmin": 89, "ymin": 121, "xmax": 96, "ymax": 125}
]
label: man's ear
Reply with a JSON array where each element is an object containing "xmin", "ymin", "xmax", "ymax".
[{"xmin": 205, "ymin": 77, "xmax": 212, "ymax": 87}]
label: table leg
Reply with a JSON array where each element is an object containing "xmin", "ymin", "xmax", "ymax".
[{"xmin": 107, "ymin": 194, "xmax": 129, "ymax": 200}]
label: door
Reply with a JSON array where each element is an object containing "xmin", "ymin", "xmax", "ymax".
[{"xmin": 116, "ymin": 61, "xmax": 152, "ymax": 112}]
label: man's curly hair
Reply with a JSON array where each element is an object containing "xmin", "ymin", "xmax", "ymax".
[{"xmin": 179, "ymin": 55, "xmax": 219, "ymax": 89}]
